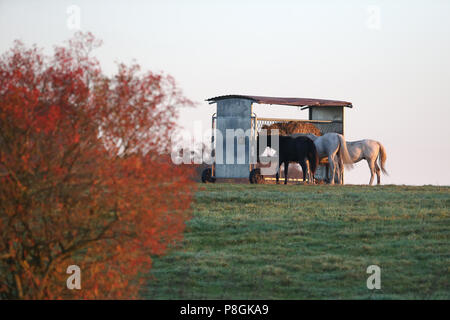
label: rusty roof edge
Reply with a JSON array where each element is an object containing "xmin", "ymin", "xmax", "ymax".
[
  {"xmin": 206, "ymin": 95, "xmax": 258, "ymax": 104},
  {"xmin": 206, "ymin": 94, "xmax": 352, "ymax": 108},
  {"xmin": 300, "ymin": 104, "xmax": 353, "ymax": 110}
]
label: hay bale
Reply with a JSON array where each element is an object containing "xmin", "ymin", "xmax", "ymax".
[{"xmin": 262, "ymin": 121, "xmax": 322, "ymax": 136}]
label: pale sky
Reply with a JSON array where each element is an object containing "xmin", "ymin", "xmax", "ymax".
[{"xmin": 1, "ymin": 0, "xmax": 449, "ymax": 185}]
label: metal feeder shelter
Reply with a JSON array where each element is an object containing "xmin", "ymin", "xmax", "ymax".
[{"xmin": 202, "ymin": 94, "xmax": 353, "ymax": 183}]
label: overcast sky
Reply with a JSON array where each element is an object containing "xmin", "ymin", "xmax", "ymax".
[{"xmin": 1, "ymin": 0, "xmax": 449, "ymax": 185}]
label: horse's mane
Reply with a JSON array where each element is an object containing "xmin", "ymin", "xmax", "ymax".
[{"xmin": 262, "ymin": 121, "xmax": 322, "ymax": 136}]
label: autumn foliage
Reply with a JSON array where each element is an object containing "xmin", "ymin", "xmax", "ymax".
[{"xmin": 0, "ymin": 33, "xmax": 195, "ymax": 299}]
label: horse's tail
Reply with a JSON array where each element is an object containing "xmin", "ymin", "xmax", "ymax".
[
  {"xmin": 377, "ymin": 141, "xmax": 388, "ymax": 175},
  {"xmin": 337, "ymin": 134, "xmax": 354, "ymax": 169},
  {"xmin": 307, "ymin": 140, "xmax": 319, "ymax": 175}
]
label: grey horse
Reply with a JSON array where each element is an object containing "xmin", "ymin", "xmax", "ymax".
[
  {"xmin": 336, "ymin": 139, "xmax": 388, "ymax": 185},
  {"xmin": 293, "ymin": 132, "xmax": 353, "ymax": 184}
]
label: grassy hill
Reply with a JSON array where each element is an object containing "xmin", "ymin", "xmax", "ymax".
[{"xmin": 142, "ymin": 184, "xmax": 449, "ymax": 299}]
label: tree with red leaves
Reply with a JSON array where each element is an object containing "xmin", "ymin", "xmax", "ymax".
[{"xmin": 0, "ymin": 32, "xmax": 195, "ymax": 299}]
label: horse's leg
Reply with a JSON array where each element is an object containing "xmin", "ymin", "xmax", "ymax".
[
  {"xmin": 284, "ymin": 162, "xmax": 289, "ymax": 185},
  {"xmin": 334, "ymin": 156, "xmax": 341, "ymax": 184},
  {"xmin": 306, "ymin": 159, "xmax": 312, "ymax": 183},
  {"xmin": 308, "ymin": 159, "xmax": 314, "ymax": 184},
  {"xmin": 325, "ymin": 163, "xmax": 330, "ymax": 183},
  {"xmin": 367, "ymin": 160, "xmax": 375, "ymax": 185},
  {"xmin": 299, "ymin": 159, "xmax": 308, "ymax": 183},
  {"xmin": 305, "ymin": 159, "xmax": 310, "ymax": 183},
  {"xmin": 276, "ymin": 162, "xmax": 281, "ymax": 184},
  {"xmin": 338, "ymin": 155, "xmax": 344, "ymax": 184},
  {"xmin": 328, "ymin": 155, "xmax": 336, "ymax": 185},
  {"xmin": 375, "ymin": 162, "xmax": 381, "ymax": 185}
]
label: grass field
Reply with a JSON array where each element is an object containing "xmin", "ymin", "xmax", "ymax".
[{"xmin": 142, "ymin": 184, "xmax": 449, "ymax": 299}]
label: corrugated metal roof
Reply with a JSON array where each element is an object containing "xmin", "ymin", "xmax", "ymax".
[{"xmin": 206, "ymin": 94, "xmax": 352, "ymax": 108}]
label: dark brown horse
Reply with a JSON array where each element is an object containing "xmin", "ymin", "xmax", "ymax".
[{"xmin": 257, "ymin": 135, "xmax": 319, "ymax": 184}]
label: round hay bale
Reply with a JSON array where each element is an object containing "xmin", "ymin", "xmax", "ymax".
[{"xmin": 262, "ymin": 121, "xmax": 322, "ymax": 136}]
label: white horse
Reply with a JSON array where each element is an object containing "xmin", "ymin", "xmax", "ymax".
[
  {"xmin": 336, "ymin": 139, "xmax": 388, "ymax": 185},
  {"xmin": 293, "ymin": 132, "xmax": 353, "ymax": 184}
]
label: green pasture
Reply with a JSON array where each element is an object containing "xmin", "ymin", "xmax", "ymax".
[{"xmin": 143, "ymin": 184, "xmax": 449, "ymax": 299}]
